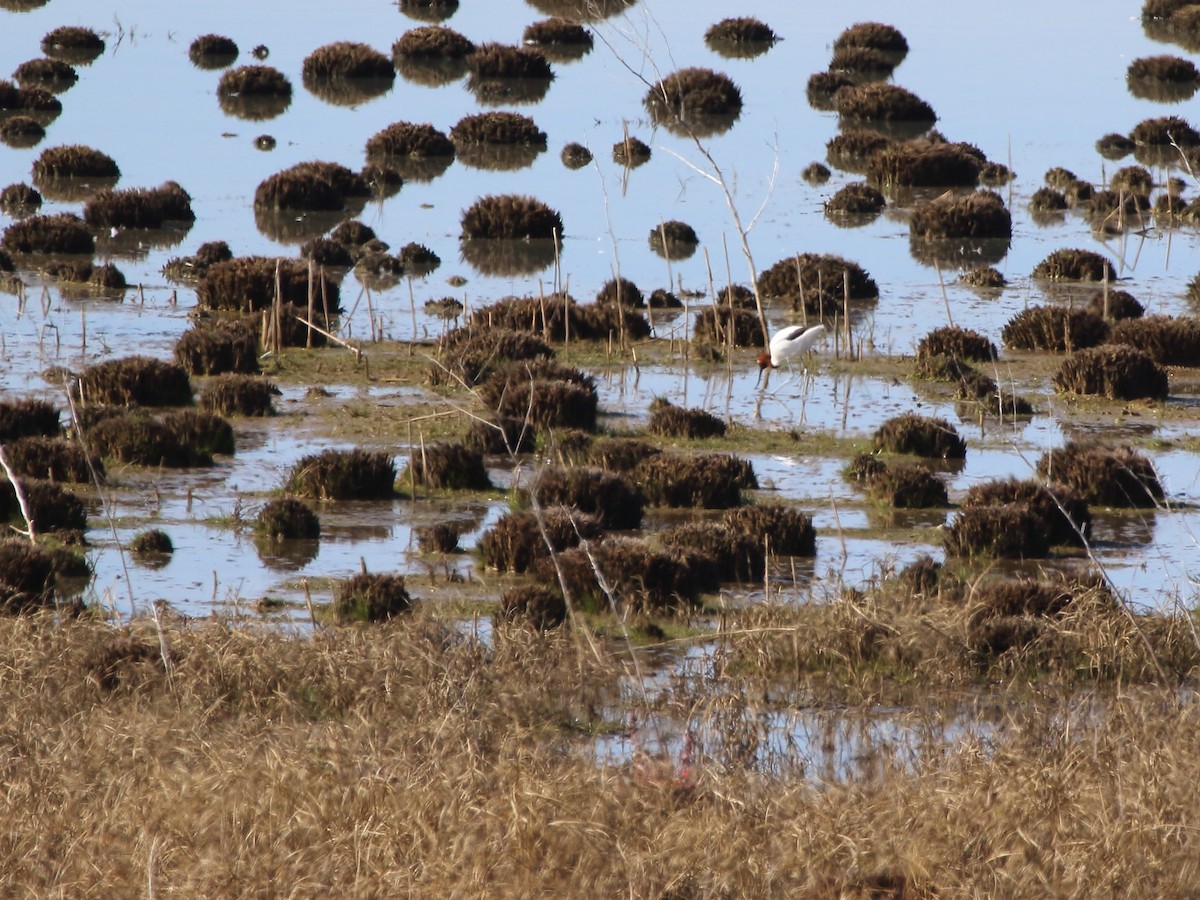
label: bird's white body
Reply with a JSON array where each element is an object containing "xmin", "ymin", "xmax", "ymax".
[{"xmin": 767, "ymin": 324, "xmax": 827, "ymax": 368}]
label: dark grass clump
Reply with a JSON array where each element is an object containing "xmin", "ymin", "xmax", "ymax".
[
  {"xmin": 0, "ymin": 540, "xmax": 56, "ymax": 613},
  {"xmin": 460, "ymin": 194, "xmax": 562, "ymax": 240},
  {"xmin": 960, "ymin": 265, "xmax": 1006, "ymax": 289},
  {"xmin": 829, "ymin": 46, "xmax": 897, "ymax": 80},
  {"xmin": 943, "ymin": 504, "xmax": 1051, "ymax": 559},
  {"xmin": 33, "ymin": 143, "xmax": 118, "ymax": 180},
  {"xmin": 174, "ymin": 318, "xmax": 260, "ymax": 376},
  {"xmin": 835, "ymin": 83, "xmax": 936, "ymax": 128},
  {"xmin": 161, "ymin": 240, "xmax": 234, "ymax": 284},
  {"xmin": 431, "ymin": 326, "xmax": 553, "ymax": 387},
  {"xmin": 0, "ymin": 217, "xmax": 93, "ymax": 259},
  {"xmin": 404, "ymin": 442, "xmax": 491, "ymax": 491},
  {"xmin": 522, "ymin": 19, "xmax": 594, "ymax": 61},
  {"xmin": 704, "ymin": 17, "xmax": 777, "ymax": 58},
  {"xmin": 644, "ymin": 67, "xmax": 743, "ymax": 136},
  {"xmin": 254, "ymin": 161, "xmax": 370, "ymax": 212},
  {"xmin": 78, "ymin": 357, "xmax": 192, "ymax": 408},
  {"xmin": 1089, "ymin": 289, "xmax": 1145, "ymax": 321},
  {"xmin": 1112, "ymin": 314, "xmax": 1200, "ymax": 365},
  {"xmin": 1053, "ymin": 344, "xmax": 1169, "ymax": 401},
  {"xmin": 825, "ymin": 182, "xmax": 885, "ymax": 220},
  {"xmin": 806, "ymin": 71, "xmax": 855, "ymax": 111},
  {"xmin": 130, "ymin": 529, "xmax": 173, "ymax": 557},
  {"xmin": 468, "ymin": 43, "xmax": 553, "ymax": 80},
  {"xmin": 561, "ymin": 142, "xmax": 592, "ymax": 169},
  {"xmin": 333, "ymin": 573, "xmax": 412, "ymax": 624},
  {"xmin": 595, "ymin": 277, "xmax": 643, "ymax": 308},
  {"xmin": 873, "ymin": 413, "xmax": 966, "ymax": 459},
  {"xmin": 1036, "ymin": 443, "xmax": 1163, "ymax": 508},
  {"xmin": 217, "ymin": 66, "xmax": 292, "ymax": 120},
  {"xmin": 1129, "ymin": 115, "xmax": 1200, "ymax": 164},
  {"xmin": 1030, "ymin": 187, "xmax": 1068, "ymax": 215},
  {"xmin": 648, "ymin": 220, "xmax": 698, "ymax": 260},
  {"xmin": 257, "ymin": 498, "xmax": 320, "ymax": 540},
  {"xmin": 909, "ymin": 189, "xmax": 1011, "ymax": 240},
  {"xmin": 1045, "ymin": 166, "xmax": 1079, "ymax": 189},
  {"xmin": 531, "ymin": 467, "xmax": 644, "ymax": 530},
  {"xmin": 188, "ymin": 34, "xmax": 238, "ymax": 68},
  {"xmin": 83, "ymin": 182, "xmax": 194, "ymax": 229},
  {"xmin": 330, "ymin": 220, "xmax": 377, "ymax": 247},
  {"xmin": 300, "ymin": 237, "xmax": 354, "ymax": 268},
  {"xmin": 464, "ymin": 415, "xmax": 536, "ymax": 456},
  {"xmin": 825, "ymin": 129, "xmax": 894, "ymax": 173},
  {"xmin": 585, "ymin": 436, "xmax": 661, "ymax": 472},
  {"xmin": 480, "ymin": 505, "xmax": 602, "ymax": 574},
  {"xmin": 971, "ymin": 574, "xmax": 1115, "ymax": 624},
  {"xmin": 0, "ymin": 398, "xmax": 60, "ymax": 441},
  {"xmin": 866, "ymin": 142, "xmax": 983, "ymax": 189},
  {"xmin": 1096, "ymin": 132, "xmax": 1135, "ymax": 160},
  {"xmin": 0, "ymin": 115, "xmax": 46, "ymax": 149},
  {"xmin": 198, "ymin": 256, "xmax": 340, "ymax": 314},
  {"xmin": 548, "ymin": 537, "xmax": 714, "ymax": 615},
  {"xmin": 833, "ymin": 21, "xmax": 909, "ymax": 58},
  {"xmin": 647, "ymin": 397, "xmax": 726, "ymax": 439},
  {"xmin": 0, "ymin": 478, "xmax": 85, "ymax": 533},
  {"xmin": 199, "ymin": 375, "xmax": 279, "ymax": 417},
  {"xmin": 962, "ymin": 478, "xmax": 1091, "ymax": 547},
  {"xmin": 5, "ymin": 436, "xmax": 98, "ymax": 483},
  {"xmin": 647, "ymin": 289, "xmax": 683, "ymax": 309},
  {"xmin": 1001, "ymin": 305, "xmax": 1110, "ymax": 352},
  {"xmin": 393, "ymin": 26, "xmax": 474, "ymax": 59},
  {"xmin": 481, "ymin": 366, "xmax": 599, "ymax": 431},
  {"xmin": 85, "ymin": 414, "xmax": 207, "ymax": 468},
  {"xmin": 1110, "ymin": 165, "xmax": 1154, "ymax": 196},
  {"xmin": 723, "ymin": 503, "xmax": 816, "ymax": 556},
  {"xmin": 497, "ymin": 585, "xmax": 567, "ymax": 630},
  {"xmin": 416, "ymin": 522, "xmax": 461, "ymax": 554},
  {"xmin": 660, "ymin": 521, "xmax": 765, "ymax": 583},
  {"xmin": 302, "ymin": 42, "xmax": 394, "ymax": 85},
  {"xmin": 365, "ymin": 122, "xmax": 455, "ymax": 182},
  {"xmin": 397, "ymin": 242, "xmax": 440, "ymax": 276},
  {"xmin": 1127, "ymin": 55, "xmax": 1199, "ymax": 102},
  {"xmin": 399, "ymin": 0, "xmax": 458, "ymax": 21},
  {"xmin": 41, "ymin": 26, "xmax": 104, "ymax": 64},
  {"xmin": 758, "ymin": 252, "xmax": 879, "ymax": 314},
  {"xmin": 451, "ymin": 112, "xmax": 546, "ymax": 170},
  {"xmin": 13, "ymin": 58, "xmax": 77, "ymax": 92},
  {"xmin": 1085, "ymin": 190, "xmax": 1152, "ymax": 233},
  {"xmin": 864, "ymin": 464, "xmax": 949, "ymax": 509},
  {"xmin": 637, "ymin": 453, "xmax": 752, "ymax": 509},
  {"xmin": 611, "ymin": 136, "xmax": 651, "ymax": 168},
  {"xmin": 693, "ymin": 307, "xmax": 764, "ymax": 348},
  {"xmin": 160, "ymin": 410, "xmax": 235, "ymax": 458},
  {"xmin": 802, "ymin": 162, "xmax": 831, "ymax": 184},
  {"xmin": 43, "ymin": 260, "xmax": 126, "ymax": 293},
  {"xmin": 916, "ymin": 326, "xmax": 997, "ymax": 363},
  {"xmin": 285, "ymin": 449, "xmax": 396, "ymax": 501}
]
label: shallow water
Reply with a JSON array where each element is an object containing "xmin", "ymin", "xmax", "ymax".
[{"xmin": 1, "ymin": 0, "xmax": 1199, "ymax": 618}]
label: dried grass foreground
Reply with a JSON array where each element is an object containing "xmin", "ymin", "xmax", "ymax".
[{"xmin": 1, "ymin": 603, "xmax": 1199, "ymax": 896}]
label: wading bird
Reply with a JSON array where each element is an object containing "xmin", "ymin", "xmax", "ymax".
[{"xmin": 757, "ymin": 324, "xmax": 827, "ymax": 382}]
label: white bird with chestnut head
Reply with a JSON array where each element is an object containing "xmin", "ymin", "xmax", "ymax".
[{"xmin": 757, "ymin": 323, "xmax": 827, "ymax": 375}]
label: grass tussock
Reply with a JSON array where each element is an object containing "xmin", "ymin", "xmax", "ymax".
[
  {"xmin": 873, "ymin": 413, "xmax": 966, "ymax": 459},
  {"xmin": 333, "ymin": 572, "xmax": 412, "ymax": 623},
  {"xmin": 479, "ymin": 505, "xmax": 603, "ymax": 573},
  {"xmin": 77, "ymin": 357, "xmax": 193, "ymax": 408},
  {"xmin": 549, "ymin": 536, "xmax": 715, "ymax": 614},
  {"xmin": 758, "ymin": 252, "xmax": 878, "ymax": 313},
  {"xmin": 284, "ymin": 449, "xmax": 396, "ymax": 501},
  {"xmin": 198, "ymin": 256, "xmax": 340, "ymax": 314},
  {"xmin": 257, "ymin": 498, "xmax": 320, "ymax": 540},
  {"xmin": 647, "ymin": 398, "xmax": 726, "ymax": 439},
  {"xmin": 174, "ymin": 319, "xmax": 260, "ymax": 376},
  {"xmin": 1001, "ymin": 305, "xmax": 1110, "ymax": 352},
  {"xmin": 1036, "ymin": 442, "xmax": 1163, "ymax": 507},
  {"xmin": 915, "ymin": 326, "xmax": 997, "ymax": 362},
  {"xmin": 530, "ymin": 466, "xmax": 644, "ymax": 530},
  {"xmin": 693, "ymin": 307, "xmax": 764, "ymax": 348},
  {"xmin": 909, "ymin": 189, "xmax": 1011, "ymax": 240},
  {"xmin": 637, "ymin": 453, "xmax": 755, "ymax": 509},
  {"xmin": 403, "ymin": 442, "xmax": 492, "ymax": 491},
  {"xmin": 1, "ymin": 212, "xmax": 94, "ymax": 255},
  {"xmin": 1052, "ymin": 344, "xmax": 1170, "ymax": 401},
  {"xmin": 866, "ymin": 141, "xmax": 983, "ymax": 188},
  {"xmin": 1111, "ymin": 314, "xmax": 1200, "ymax": 365},
  {"xmin": 5, "ymin": 435, "xmax": 101, "ymax": 483}
]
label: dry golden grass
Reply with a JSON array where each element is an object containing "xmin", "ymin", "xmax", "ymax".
[{"xmin": 0, "ymin": 600, "xmax": 1197, "ymax": 895}]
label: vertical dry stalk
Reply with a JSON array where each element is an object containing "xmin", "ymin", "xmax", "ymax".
[
  {"xmin": 307, "ymin": 259, "xmax": 315, "ymax": 349},
  {"xmin": 0, "ymin": 445, "xmax": 35, "ymax": 543}
]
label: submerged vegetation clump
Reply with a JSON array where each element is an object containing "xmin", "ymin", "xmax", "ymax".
[
  {"xmin": 1001, "ymin": 306, "xmax": 1110, "ymax": 352},
  {"xmin": 961, "ymin": 478, "xmax": 1091, "ymax": 546},
  {"xmin": 1037, "ymin": 442, "xmax": 1163, "ymax": 507},
  {"xmin": 530, "ymin": 466, "xmax": 644, "ymax": 530},
  {"xmin": 522, "ymin": 19, "xmax": 593, "ymax": 61},
  {"xmin": 257, "ymin": 498, "xmax": 320, "ymax": 540},
  {"xmin": 824, "ymin": 182, "xmax": 885, "ymax": 219},
  {"xmin": 404, "ymin": 442, "xmax": 491, "ymax": 491},
  {"xmin": 188, "ymin": 34, "xmax": 238, "ymax": 68},
  {"xmin": 861, "ymin": 463, "xmax": 949, "ymax": 509},
  {"xmin": 560, "ymin": 142, "xmax": 592, "ymax": 169},
  {"xmin": 285, "ymin": 449, "xmax": 396, "ymax": 501},
  {"xmin": 198, "ymin": 256, "xmax": 340, "ymax": 314},
  {"xmin": 78, "ymin": 357, "xmax": 193, "ymax": 408},
  {"xmin": 758, "ymin": 252, "xmax": 879, "ymax": 313},
  {"xmin": 645, "ymin": 68, "xmax": 742, "ymax": 136},
  {"xmin": 480, "ymin": 506, "xmax": 602, "ymax": 574},
  {"xmin": 611, "ymin": 135, "xmax": 651, "ymax": 167},
  {"xmin": 174, "ymin": 319, "xmax": 260, "ymax": 376},
  {"xmin": 825, "ymin": 129, "xmax": 894, "ymax": 172},
  {"xmin": 83, "ymin": 182, "xmax": 194, "ymax": 229},
  {"xmin": 32, "ymin": 144, "xmax": 119, "ymax": 182},
  {"xmin": 41, "ymin": 26, "xmax": 105, "ymax": 64},
  {"xmin": 916, "ymin": 326, "xmax": 997, "ymax": 363},
  {"xmin": 866, "ymin": 142, "xmax": 983, "ymax": 189},
  {"xmin": 217, "ymin": 66, "xmax": 293, "ymax": 119},
  {"xmin": 0, "ymin": 213, "xmax": 94, "ymax": 255},
  {"xmin": 333, "ymin": 573, "xmax": 412, "ymax": 624},
  {"xmin": 833, "ymin": 21, "xmax": 909, "ymax": 58},
  {"xmin": 909, "ymin": 189, "xmax": 1011, "ymax": 240},
  {"xmin": 873, "ymin": 413, "xmax": 966, "ymax": 459},
  {"xmin": 1052, "ymin": 344, "xmax": 1170, "ymax": 401},
  {"xmin": 647, "ymin": 398, "xmax": 727, "ymax": 439},
  {"xmin": 836, "ymin": 83, "xmax": 936, "ymax": 126},
  {"xmin": 254, "ymin": 161, "xmax": 370, "ymax": 211},
  {"xmin": 704, "ymin": 17, "xmax": 778, "ymax": 52},
  {"xmin": 199, "ymin": 375, "xmax": 278, "ymax": 417},
  {"xmin": 461, "ymin": 194, "xmax": 562, "ymax": 240},
  {"xmin": 648, "ymin": 220, "xmax": 698, "ymax": 259}
]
